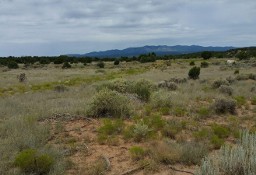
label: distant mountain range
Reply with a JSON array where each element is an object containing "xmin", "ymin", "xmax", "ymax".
[{"xmin": 68, "ymin": 45, "xmax": 236, "ymax": 58}]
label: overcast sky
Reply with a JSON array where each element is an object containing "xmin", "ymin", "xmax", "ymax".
[{"xmin": 0, "ymin": 0, "xmax": 256, "ymax": 56}]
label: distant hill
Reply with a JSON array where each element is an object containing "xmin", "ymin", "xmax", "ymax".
[{"xmin": 68, "ymin": 45, "xmax": 236, "ymax": 58}]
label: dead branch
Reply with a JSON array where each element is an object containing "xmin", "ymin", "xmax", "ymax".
[
  {"xmin": 120, "ymin": 163, "xmax": 149, "ymax": 175},
  {"xmin": 169, "ymin": 166, "xmax": 194, "ymax": 175}
]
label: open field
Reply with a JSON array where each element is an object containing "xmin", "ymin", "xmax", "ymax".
[{"xmin": 0, "ymin": 58, "xmax": 256, "ymax": 175}]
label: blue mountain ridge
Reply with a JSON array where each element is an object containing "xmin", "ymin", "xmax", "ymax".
[{"xmin": 68, "ymin": 45, "xmax": 235, "ymax": 58}]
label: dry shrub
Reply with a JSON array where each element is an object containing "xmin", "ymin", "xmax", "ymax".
[
  {"xmin": 87, "ymin": 89, "xmax": 131, "ymax": 118},
  {"xmin": 212, "ymin": 79, "xmax": 229, "ymax": 89},
  {"xmin": 219, "ymin": 85, "xmax": 233, "ymax": 96},
  {"xmin": 212, "ymin": 98, "xmax": 236, "ymax": 114}
]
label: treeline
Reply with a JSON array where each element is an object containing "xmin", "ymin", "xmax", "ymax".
[{"xmin": 0, "ymin": 47, "xmax": 256, "ymax": 69}]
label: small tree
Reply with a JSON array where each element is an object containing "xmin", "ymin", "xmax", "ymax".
[
  {"xmin": 97, "ymin": 61, "xmax": 105, "ymax": 68},
  {"xmin": 62, "ymin": 62, "xmax": 71, "ymax": 69},
  {"xmin": 236, "ymin": 51, "xmax": 249, "ymax": 60},
  {"xmin": 114, "ymin": 59, "xmax": 120, "ymax": 65},
  {"xmin": 8, "ymin": 61, "xmax": 19, "ymax": 69},
  {"xmin": 188, "ymin": 66, "xmax": 200, "ymax": 79},
  {"xmin": 201, "ymin": 51, "xmax": 212, "ymax": 60}
]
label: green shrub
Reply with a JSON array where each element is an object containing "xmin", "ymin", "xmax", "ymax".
[
  {"xmin": 143, "ymin": 115, "xmax": 166, "ymax": 131},
  {"xmin": 234, "ymin": 96, "xmax": 246, "ymax": 107},
  {"xmin": 197, "ymin": 107, "xmax": 211, "ymax": 119},
  {"xmin": 133, "ymin": 122, "xmax": 152, "ymax": 142},
  {"xmin": 201, "ymin": 51, "xmax": 212, "ymax": 60},
  {"xmin": 97, "ymin": 61, "xmax": 105, "ymax": 68},
  {"xmin": 212, "ymin": 79, "xmax": 229, "ymax": 89},
  {"xmin": 98, "ymin": 119, "xmax": 124, "ymax": 135},
  {"xmin": 162, "ymin": 120, "xmax": 184, "ymax": 139},
  {"xmin": 62, "ymin": 62, "xmax": 71, "ymax": 69},
  {"xmin": 211, "ymin": 124, "xmax": 230, "ymax": 139},
  {"xmin": 236, "ymin": 51, "xmax": 249, "ymax": 60},
  {"xmin": 189, "ymin": 61, "xmax": 195, "ymax": 66},
  {"xmin": 172, "ymin": 106, "xmax": 186, "ymax": 117},
  {"xmin": 210, "ymin": 135, "xmax": 224, "ymax": 149},
  {"xmin": 129, "ymin": 146, "xmax": 147, "ymax": 160},
  {"xmin": 212, "ymin": 98, "xmax": 236, "ymax": 114},
  {"xmin": 252, "ymin": 97, "xmax": 256, "ymax": 105},
  {"xmin": 200, "ymin": 61, "xmax": 209, "ymax": 68},
  {"xmin": 14, "ymin": 149, "xmax": 54, "ymax": 174},
  {"xmin": 150, "ymin": 90, "xmax": 172, "ymax": 110},
  {"xmin": 131, "ymin": 79, "xmax": 153, "ymax": 102},
  {"xmin": 219, "ymin": 85, "xmax": 233, "ymax": 96},
  {"xmin": 188, "ymin": 66, "xmax": 200, "ymax": 79},
  {"xmin": 87, "ymin": 89, "xmax": 131, "ymax": 118},
  {"xmin": 114, "ymin": 60, "xmax": 120, "ymax": 65},
  {"xmin": 7, "ymin": 61, "xmax": 19, "ymax": 69},
  {"xmin": 234, "ymin": 69, "xmax": 239, "ymax": 74},
  {"xmin": 194, "ymin": 128, "xmax": 212, "ymax": 141}
]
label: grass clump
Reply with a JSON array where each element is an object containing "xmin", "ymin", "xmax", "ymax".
[
  {"xmin": 129, "ymin": 146, "xmax": 147, "ymax": 160},
  {"xmin": 150, "ymin": 140, "xmax": 208, "ymax": 165},
  {"xmin": 197, "ymin": 107, "xmax": 211, "ymax": 119},
  {"xmin": 87, "ymin": 89, "xmax": 131, "ymax": 118},
  {"xmin": 212, "ymin": 98, "xmax": 236, "ymax": 114},
  {"xmin": 211, "ymin": 124, "xmax": 230, "ymax": 139},
  {"xmin": 14, "ymin": 149, "xmax": 54, "ymax": 175},
  {"xmin": 98, "ymin": 119, "xmax": 124, "ymax": 135},
  {"xmin": 234, "ymin": 96, "xmax": 246, "ymax": 107},
  {"xmin": 252, "ymin": 97, "xmax": 256, "ymax": 105}
]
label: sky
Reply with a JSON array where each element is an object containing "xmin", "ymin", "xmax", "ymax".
[{"xmin": 0, "ymin": 0, "xmax": 256, "ymax": 56}]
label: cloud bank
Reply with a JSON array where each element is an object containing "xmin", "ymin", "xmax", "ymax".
[{"xmin": 0, "ymin": 0, "xmax": 255, "ymax": 56}]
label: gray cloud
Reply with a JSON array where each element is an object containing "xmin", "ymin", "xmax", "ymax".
[{"xmin": 0, "ymin": 0, "xmax": 255, "ymax": 56}]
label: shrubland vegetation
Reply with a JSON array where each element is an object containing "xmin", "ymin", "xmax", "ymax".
[{"xmin": 0, "ymin": 48, "xmax": 256, "ymax": 174}]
